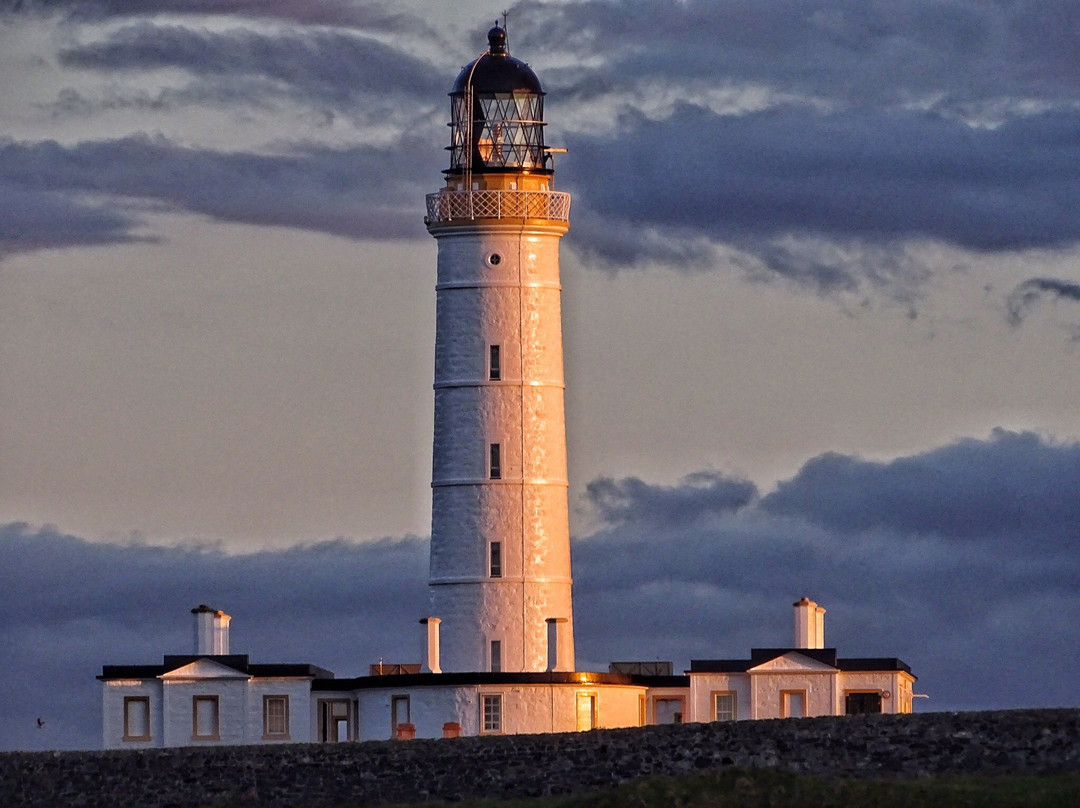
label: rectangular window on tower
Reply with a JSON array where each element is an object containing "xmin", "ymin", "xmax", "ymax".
[
  {"xmin": 489, "ymin": 345, "xmax": 501, "ymax": 381},
  {"xmin": 490, "ymin": 640, "xmax": 502, "ymax": 672},
  {"xmin": 489, "ymin": 541, "xmax": 502, "ymax": 578},
  {"xmin": 489, "ymin": 443, "xmax": 502, "ymax": 479}
]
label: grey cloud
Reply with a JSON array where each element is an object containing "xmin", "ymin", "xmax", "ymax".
[
  {"xmin": 58, "ymin": 23, "xmax": 445, "ymax": 113},
  {"xmin": 584, "ymin": 470, "xmax": 757, "ymax": 528},
  {"xmin": 571, "ymin": 431, "xmax": 1080, "ymax": 712},
  {"xmin": 6, "ymin": 429, "xmax": 1080, "ymax": 750},
  {"xmin": 0, "ymin": 135, "xmax": 440, "ymax": 256},
  {"xmin": 0, "ymin": 184, "xmax": 148, "ymax": 256},
  {"xmin": 562, "ymin": 104, "xmax": 1080, "ymax": 294},
  {"xmin": 0, "ymin": 523, "xmax": 428, "ymax": 751},
  {"xmin": 761, "ymin": 429, "xmax": 1080, "ymax": 546},
  {"xmin": 528, "ymin": 0, "xmax": 1080, "ymax": 111},
  {"xmin": 9, "ymin": 0, "xmax": 423, "ymax": 33},
  {"xmin": 1006, "ymin": 277, "xmax": 1080, "ymax": 326}
]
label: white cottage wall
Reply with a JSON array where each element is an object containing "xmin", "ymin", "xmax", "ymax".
[
  {"xmin": 688, "ymin": 674, "xmax": 752, "ymax": 722},
  {"xmin": 102, "ymin": 680, "xmax": 163, "ymax": 749}
]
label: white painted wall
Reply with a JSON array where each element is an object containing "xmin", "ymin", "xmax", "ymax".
[
  {"xmin": 102, "ymin": 680, "xmax": 163, "ymax": 749},
  {"xmin": 103, "ymin": 669, "xmax": 317, "ymax": 748},
  {"xmin": 688, "ymin": 673, "xmax": 753, "ymax": 722},
  {"xmin": 353, "ymin": 681, "xmax": 647, "ymax": 741},
  {"xmin": 428, "ymin": 220, "xmax": 575, "ymax": 674}
]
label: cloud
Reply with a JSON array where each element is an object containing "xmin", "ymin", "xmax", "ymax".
[
  {"xmin": 8, "ymin": 0, "xmax": 424, "ymax": 33},
  {"xmin": 565, "ymin": 105, "xmax": 1080, "ymax": 277},
  {"xmin": 528, "ymin": 0, "xmax": 1080, "ymax": 115},
  {"xmin": 0, "ymin": 523, "xmax": 428, "ymax": 751},
  {"xmin": 0, "ymin": 184, "xmax": 149, "ymax": 256},
  {"xmin": 0, "ymin": 134, "xmax": 440, "ymax": 257},
  {"xmin": 57, "ymin": 23, "xmax": 445, "ymax": 116},
  {"xmin": 1006, "ymin": 277, "xmax": 1080, "ymax": 328},
  {"xmin": 761, "ymin": 429, "xmax": 1080, "ymax": 546},
  {"xmin": 5, "ymin": 429, "xmax": 1080, "ymax": 750},
  {"xmin": 584, "ymin": 470, "xmax": 757, "ymax": 528}
]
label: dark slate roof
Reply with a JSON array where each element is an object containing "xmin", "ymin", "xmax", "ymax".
[
  {"xmin": 313, "ymin": 671, "xmax": 690, "ymax": 692},
  {"xmin": 98, "ymin": 654, "xmax": 334, "ymax": 680},
  {"xmin": 689, "ymin": 648, "xmax": 914, "ymax": 677}
]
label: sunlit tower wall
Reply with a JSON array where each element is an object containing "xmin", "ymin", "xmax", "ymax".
[{"xmin": 424, "ymin": 26, "xmax": 575, "ymax": 674}]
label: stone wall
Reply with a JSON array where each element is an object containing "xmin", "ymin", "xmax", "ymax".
[{"xmin": 2, "ymin": 709, "xmax": 1078, "ymax": 808}]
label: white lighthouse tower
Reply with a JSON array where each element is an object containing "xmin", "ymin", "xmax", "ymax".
[{"xmin": 424, "ymin": 25, "xmax": 575, "ymax": 674}]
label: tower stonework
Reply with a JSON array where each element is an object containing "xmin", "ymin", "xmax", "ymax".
[{"xmin": 425, "ymin": 26, "xmax": 575, "ymax": 674}]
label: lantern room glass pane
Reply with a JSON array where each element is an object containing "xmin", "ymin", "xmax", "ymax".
[{"xmin": 449, "ymin": 92, "xmax": 546, "ymax": 171}]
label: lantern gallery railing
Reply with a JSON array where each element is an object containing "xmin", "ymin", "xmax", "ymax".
[{"xmin": 426, "ymin": 190, "xmax": 571, "ymax": 224}]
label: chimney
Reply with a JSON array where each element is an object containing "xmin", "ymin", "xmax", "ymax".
[
  {"xmin": 191, "ymin": 605, "xmax": 230, "ymax": 655},
  {"xmin": 546, "ymin": 617, "xmax": 571, "ymax": 672},
  {"xmin": 793, "ymin": 597, "xmax": 825, "ymax": 649},
  {"xmin": 420, "ymin": 617, "xmax": 441, "ymax": 673}
]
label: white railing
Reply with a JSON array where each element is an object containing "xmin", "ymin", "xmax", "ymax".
[{"xmin": 425, "ymin": 190, "xmax": 571, "ymax": 223}]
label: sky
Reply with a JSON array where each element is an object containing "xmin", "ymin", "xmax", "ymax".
[{"xmin": 2, "ymin": 0, "xmax": 1080, "ymax": 751}]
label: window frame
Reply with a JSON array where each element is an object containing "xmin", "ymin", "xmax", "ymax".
[
  {"xmin": 781, "ymin": 689, "xmax": 807, "ymax": 719},
  {"xmin": 391, "ymin": 694, "xmax": 411, "ymax": 735},
  {"xmin": 489, "ymin": 541, "xmax": 502, "ymax": 578},
  {"xmin": 489, "ymin": 639, "xmax": 502, "ymax": 673},
  {"xmin": 192, "ymin": 695, "xmax": 220, "ymax": 740},
  {"xmin": 262, "ymin": 694, "xmax": 290, "ymax": 739},
  {"xmin": 489, "ymin": 443, "xmax": 502, "ymax": 479},
  {"xmin": 122, "ymin": 695, "xmax": 151, "ymax": 741},
  {"xmin": 575, "ymin": 691, "xmax": 597, "ymax": 731},
  {"xmin": 489, "ymin": 344, "xmax": 501, "ymax": 381},
  {"xmin": 712, "ymin": 691, "xmax": 736, "ymax": 722},
  {"xmin": 481, "ymin": 693, "xmax": 503, "ymax": 734}
]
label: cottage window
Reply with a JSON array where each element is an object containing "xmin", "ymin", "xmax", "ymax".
[
  {"xmin": 123, "ymin": 696, "xmax": 150, "ymax": 741},
  {"xmin": 781, "ymin": 690, "xmax": 806, "ymax": 718},
  {"xmin": 192, "ymin": 695, "xmax": 219, "ymax": 740},
  {"xmin": 391, "ymin": 695, "xmax": 411, "ymax": 735},
  {"xmin": 713, "ymin": 692, "xmax": 736, "ymax": 722},
  {"xmin": 481, "ymin": 694, "xmax": 502, "ymax": 733},
  {"xmin": 263, "ymin": 695, "xmax": 289, "ymax": 738}
]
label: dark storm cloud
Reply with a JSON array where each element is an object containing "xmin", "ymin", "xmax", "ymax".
[
  {"xmin": 5, "ymin": 429, "xmax": 1080, "ymax": 750},
  {"xmin": 0, "ymin": 184, "xmax": 148, "ymax": 256},
  {"xmin": 761, "ymin": 429, "xmax": 1080, "ymax": 545},
  {"xmin": 571, "ymin": 429, "xmax": 1080, "ymax": 712},
  {"xmin": 58, "ymin": 23, "xmax": 444, "ymax": 113},
  {"xmin": 585, "ymin": 470, "xmax": 757, "ymax": 528},
  {"xmin": 1006, "ymin": 277, "xmax": 1080, "ymax": 326},
  {"xmin": 526, "ymin": 0, "xmax": 1080, "ymax": 109},
  {"xmin": 0, "ymin": 523, "xmax": 428, "ymax": 751},
  {"xmin": 0, "ymin": 134, "xmax": 440, "ymax": 256},
  {"xmin": 7, "ymin": 0, "xmax": 421, "ymax": 32},
  {"xmin": 564, "ymin": 105, "xmax": 1080, "ymax": 279}
]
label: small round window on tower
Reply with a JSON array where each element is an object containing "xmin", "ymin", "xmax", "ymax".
[{"xmin": 487, "ymin": 253, "xmax": 502, "ymax": 267}]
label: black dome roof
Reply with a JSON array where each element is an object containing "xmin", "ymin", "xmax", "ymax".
[{"xmin": 450, "ymin": 26, "xmax": 543, "ymax": 96}]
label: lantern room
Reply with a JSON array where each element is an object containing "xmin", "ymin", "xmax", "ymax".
[{"xmin": 446, "ymin": 25, "xmax": 550, "ymax": 178}]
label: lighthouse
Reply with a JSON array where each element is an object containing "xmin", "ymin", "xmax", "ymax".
[{"xmin": 424, "ymin": 24, "xmax": 575, "ymax": 674}]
